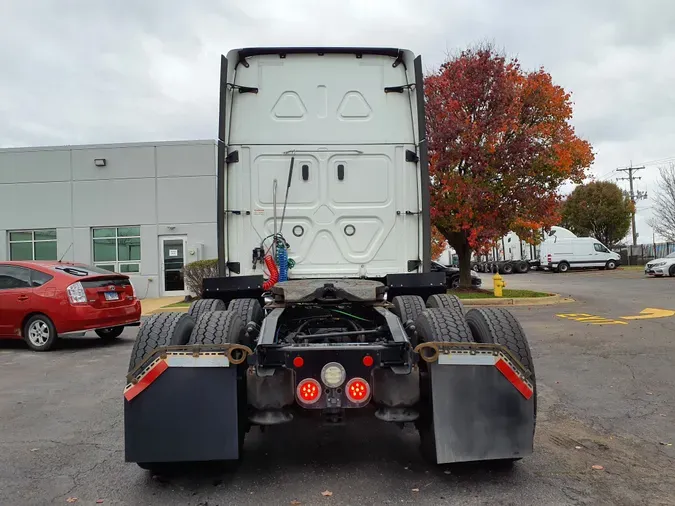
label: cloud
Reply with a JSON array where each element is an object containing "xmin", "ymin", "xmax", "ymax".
[{"xmin": 1, "ymin": 0, "xmax": 673, "ymax": 242}]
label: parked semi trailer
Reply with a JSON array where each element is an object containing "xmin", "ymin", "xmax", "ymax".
[{"xmin": 123, "ymin": 47, "xmax": 536, "ymax": 473}]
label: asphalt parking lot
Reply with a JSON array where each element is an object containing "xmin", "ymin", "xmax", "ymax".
[{"xmin": 1, "ymin": 268, "xmax": 674, "ymax": 505}]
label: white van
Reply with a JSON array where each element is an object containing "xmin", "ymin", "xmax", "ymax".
[{"xmin": 539, "ymin": 237, "xmax": 621, "ymax": 272}]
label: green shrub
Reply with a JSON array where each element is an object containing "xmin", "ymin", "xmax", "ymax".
[{"xmin": 182, "ymin": 259, "xmax": 218, "ymax": 296}]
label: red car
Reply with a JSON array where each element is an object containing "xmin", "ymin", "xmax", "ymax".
[{"xmin": 0, "ymin": 261, "xmax": 141, "ymax": 351}]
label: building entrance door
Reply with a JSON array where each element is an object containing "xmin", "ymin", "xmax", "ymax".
[{"xmin": 160, "ymin": 236, "xmax": 187, "ymax": 296}]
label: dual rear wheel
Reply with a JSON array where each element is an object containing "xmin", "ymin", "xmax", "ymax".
[
  {"xmin": 130, "ymin": 298, "xmax": 264, "ymax": 473},
  {"xmin": 391, "ymin": 294, "xmax": 536, "ymax": 467}
]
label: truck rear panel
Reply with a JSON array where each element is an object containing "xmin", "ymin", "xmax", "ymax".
[{"xmin": 221, "ymin": 48, "xmax": 427, "ymax": 279}]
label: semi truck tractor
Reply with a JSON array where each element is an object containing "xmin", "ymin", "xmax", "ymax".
[{"xmin": 123, "ymin": 47, "xmax": 536, "ymax": 472}]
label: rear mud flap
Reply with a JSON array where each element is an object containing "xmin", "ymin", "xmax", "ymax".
[
  {"xmin": 124, "ymin": 347, "xmax": 249, "ymax": 464},
  {"xmin": 425, "ymin": 345, "xmax": 535, "ymax": 464}
]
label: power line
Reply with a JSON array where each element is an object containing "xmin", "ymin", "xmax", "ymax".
[
  {"xmin": 617, "ymin": 165, "xmax": 647, "ymax": 246},
  {"xmin": 636, "ymin": 155, "xmax": 675, "ymax": 167},
  {"xmin": 597, "ymin": 168, "xmax": 617, "ymax": 180}
]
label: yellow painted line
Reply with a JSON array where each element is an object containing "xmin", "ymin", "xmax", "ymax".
[
  {"xmin": 620, "ymin": 308, "xmax": 675, "ymax": 320},
  {"xmin": 556, "ymin": 313, "xmax": 628, "ymax": 325}
]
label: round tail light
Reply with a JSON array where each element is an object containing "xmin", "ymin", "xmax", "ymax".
[
  {"xmin": 345, "ymin": 377, "xmax": 370, "ymax": 404},
  {"xmin": 296, "ymin": 378, "xmax": 321, "ymax": 405},
  {"xmin": 321, "ymin": 362, "xmax": 346, "ymax": 388}
]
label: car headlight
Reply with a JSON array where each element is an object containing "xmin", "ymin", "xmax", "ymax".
[{"xmin": 652, "ymin": 262, "xmax": 666, "ymax": 267}]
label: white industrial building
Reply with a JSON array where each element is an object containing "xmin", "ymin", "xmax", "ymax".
[{"xmin": 0, "ymin": 140, "xmax": 218, "ymax": 298}]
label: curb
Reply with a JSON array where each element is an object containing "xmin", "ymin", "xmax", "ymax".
[
  {"xmin": 143, "ymin": 295, "xmax": 574, "ymax": 313},
  {"xmin": 460, "ymin": 294, "xmax": 574, "ymax": 306},
  {"xmin": 145, "ymin": 306, "xmax": 190, "ymax": 316}
]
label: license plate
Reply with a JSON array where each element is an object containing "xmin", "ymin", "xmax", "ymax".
[{"xmin": 104, "ymin": 291, "xmax": 119, "ymax": 301}]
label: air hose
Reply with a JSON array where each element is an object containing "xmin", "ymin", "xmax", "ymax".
[
  {"xmin": 262, "ymin": 255, "xmax": 279, "ymax": 290},
  {"xmin": 276, "ymin": 241, "xmax": 289, "ymax": 282}
]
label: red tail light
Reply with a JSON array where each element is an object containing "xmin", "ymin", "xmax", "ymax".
[
  {"xmin": 296, "ymin": 378, "xmax": 321, "ymax": 404},
  {"xmin": 362, "ymin": 355, "xmax": 374, "ymax": 367},
  {"xmin": 345, "ymin": 378, "xmax": 370, "ymax": 404},
  {"xmin": 547, "ymin": 254, "xmax": 552, "ymax": 263}
]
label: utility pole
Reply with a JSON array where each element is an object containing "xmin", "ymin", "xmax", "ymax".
[{"xmin": 617, "ymin": 165, "xmax": 647, "ymax": 246}]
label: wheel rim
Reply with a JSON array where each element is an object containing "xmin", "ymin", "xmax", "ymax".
[
  {"xmin": 451, "ymin": 278, "xmax": 460, "ymax": 289},
  {"xmin": 28, "ymin": 321, "xmax": 50, "ymax": 347}
]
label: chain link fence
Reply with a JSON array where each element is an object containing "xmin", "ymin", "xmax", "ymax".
[{"xmin": 612, "ymin": 242, "xmax": 675, "ymax": 266}]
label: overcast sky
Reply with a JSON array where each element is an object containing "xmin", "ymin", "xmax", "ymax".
[{"xmin": 2, "ymin": 0, "xmax": 674, "ymax": 243}]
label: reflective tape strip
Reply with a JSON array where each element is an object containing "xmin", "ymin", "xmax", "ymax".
[
  {"xmin": 166, "ymin": 355, "xmax": 230, "ymax": 368},
  {"xmin": 437, "ymin": 353, "xmax": 497, "ymax": 366},
  {"xmin": 495, "ymin": 358, "xmax": 533, "ymax": 400},
  {"xmin": 124, "ymin": 359, "xmax": 168, "ymax": 402}
]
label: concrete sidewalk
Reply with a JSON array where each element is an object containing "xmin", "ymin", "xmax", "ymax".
[{"xmin": 140, "ymin": 296, "xmax": 185, "ymax": 316}]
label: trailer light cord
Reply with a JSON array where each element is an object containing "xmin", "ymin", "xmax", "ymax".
[{"xmin": 262, "ymin": 255, "xmax": 279, "ymax": 290}]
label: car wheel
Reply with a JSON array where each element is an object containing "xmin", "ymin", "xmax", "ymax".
[
  {"xmin": 96, "ymin": 326, "xmax": 125, "ymax": 340},
  {"xmin": 24, "ymin": 314, "xmax": 58, "ymax": 352},
  {"xmin": 670, "ymin": 264, "xmax": 675, "ymax": 277},
  {"xmin": 557, "ymin": 262, "xmax": 570, "ymax": 273},
  {"xmin": 606, "ymin": 260, "xmax": 617, "ymax": 270},
  {"xmin": 450, "ymin": 276, "xmax": 460, "ymax": 289}
]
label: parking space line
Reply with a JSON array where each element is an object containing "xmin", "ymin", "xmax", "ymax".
[{"xmin": 556, "ymin": 313, "xmax": 628, "ymax": 325}]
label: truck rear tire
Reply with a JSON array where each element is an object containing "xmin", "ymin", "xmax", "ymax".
[
  {"xmin": 391, "ymin": 295, "xmax": 426, "ymax": 346},
  {"xmin": 187, "ymin": 298, "xmax": 226, "ymax": 320},
  {"xmin": 465, "ymin": 307, "xmax": 536, "ymax": 428},
  {"xmin": 228, "ymin": 298, "xmax": 264, "ymax": 327},
  {"xmin": 188, "ymin": 310, "xmax": 248, "ymax": 457},
  {"xmin": 128, "ymin": 313, "xmax": 195, "ymax": 373},
  {"xmin": 501, "ymin": 262, "xmax": 514, "ymax": 275},
  {"xmin": 516, "ymin": 261, "xmax": 529, "ymax": 274},
  {"xmin": 188, "ymin": 310, "xmax": 246, "ymax": 346},
  {"xmin": 415, "ymin": 308, "xmax": 472, "ymax": 464},
  {"xmin": 391, "ymin": 295, "xmax": 426, "ymax": 324},
  {"xmin": 426, "ymin": 294, "xmax": 464, "ymax": 313}
]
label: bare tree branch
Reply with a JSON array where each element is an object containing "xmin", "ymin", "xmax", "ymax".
[{"xmin": 649, "ymin": 163, "xmax": 675, "ymax": 241}]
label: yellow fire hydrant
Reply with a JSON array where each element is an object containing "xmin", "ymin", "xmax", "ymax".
[{"xmin": 493, "ymin": 272, "xmax": 506, "ymax": 297}]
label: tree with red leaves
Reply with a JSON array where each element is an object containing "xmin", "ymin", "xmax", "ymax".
[
  {"xmin": 431, "ymin": 226, "xmax": 448, "ymax": 261},
  {"xmin": 425, "ymin": 44, "xmax": 594, "ymax": 287}
]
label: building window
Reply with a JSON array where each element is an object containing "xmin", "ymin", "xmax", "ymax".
[
  {"xmin": 92, "ymin": 226, "xmax": 141, "ymax": 273},
  {"xmin": 9, "ymin": 229, "xmax": 58, "ymax": 261}
]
